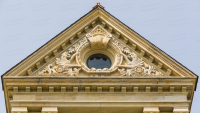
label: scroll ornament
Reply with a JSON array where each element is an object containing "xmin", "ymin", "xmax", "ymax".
[
  {"xmin": 36, "ymin": 26, "xmax": 163, "ymax": 77},
  {"xmin": 115, "ymin": 40, "xmax": 163, "ymax": 77},
  {"xmin": 37, "ymin": 38, "xmax": 87, "ymax": 76}
]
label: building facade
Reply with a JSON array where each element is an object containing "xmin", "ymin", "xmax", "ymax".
[{"xmin": 2, "ymin": 3, "xmax": 198, "ymax": 113}]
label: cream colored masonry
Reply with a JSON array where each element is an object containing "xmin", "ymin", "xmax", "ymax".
[
  {"xmin": 3, "ymin": 8, "xmax": 196, "ymax": 78},
  {"xmin": 6, "ymin": 77, "xmax": 193, "ymax": 113},
  {"xmin": 3, "ymin": 7, "xmax": 197, "ymax": 113}
]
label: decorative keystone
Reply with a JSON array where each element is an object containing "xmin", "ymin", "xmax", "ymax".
[{"xmin": 86, "ymin": 25, "xmax": 112, "ymax": 50}]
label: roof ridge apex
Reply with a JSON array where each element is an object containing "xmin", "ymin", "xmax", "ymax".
[{"xmin": 93, "ymin": 1, "xmax": 105, "ymax": 9}]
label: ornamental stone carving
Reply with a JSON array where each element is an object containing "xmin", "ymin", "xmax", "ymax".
[
  {"xmin": 86, "ymin": 25, "xmax": 112, "ymax": 50},
  {"xmin": 36, "ymin": 38, "xmax": 87, "ymax": 76},
  {"xmin": 35, "ymin": 25, "xmax": 163, "ymax": 77}
]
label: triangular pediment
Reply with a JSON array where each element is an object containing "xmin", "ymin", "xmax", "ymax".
[
  {"xmin": 2, "ymin": 7, "xmax": 197, "ymax": 79},
  {"xmin": 31, "ymin": 25, "xmax": 166, "ymax": 77},
  {"xmin": 2, "ymin": 5, "xmax": 198, "ymax": 113}
]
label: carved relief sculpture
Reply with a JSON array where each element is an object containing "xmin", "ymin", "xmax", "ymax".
[
  {"xmin": 115, "ymin": 39, "xmax": 163, "ymax": 77},
  {"xmin": 37, "ymin": 25, "xmax": 163, "ymax": 77},
  {"xmin": 2, "ymin": 4, "xmax": 197, "ymax": 113},
  {"xmin": 86, "ymin": 25, "xmax": 112, "ymax": 50}
]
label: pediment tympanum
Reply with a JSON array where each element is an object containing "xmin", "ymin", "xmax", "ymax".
[
  {"xmin": 2, "ymin": 4, "xmax": 198, "ymax": 113},
  {"xmin": 2, "ymin": 7, "xmax": 197, "ymax": 78},
  {"xmin": 34, "ymin": 25, "xmax": 163, "ymax": 77}
]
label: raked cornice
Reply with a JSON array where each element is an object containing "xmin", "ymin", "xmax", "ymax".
[
  {"xmin": 98, "ymin": 9, "xmax": 197, "ymax": 78},
  {"xmin": 2, "ymin": 7, "xmax": 197, "ymax": 79},
  {"xmin": 2, "ymin": 6, "xmax": 197, "ymax": 113},
  {"xmin": 2, "ymin": 8, "xmax": 100, "ymax": 77}
]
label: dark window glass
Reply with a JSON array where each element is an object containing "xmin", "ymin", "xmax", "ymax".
[{"xmin": 87, "ymin": 54, "xmax": 111, "ymax": 69}]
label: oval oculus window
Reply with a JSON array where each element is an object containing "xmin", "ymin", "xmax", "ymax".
[{"xmin": 87, "ymin": 54, "xmax": 111, "ymax": 69}]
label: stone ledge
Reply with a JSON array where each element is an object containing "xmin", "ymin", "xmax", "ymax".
[{"xmin": 9, "ymin": 101, "xmax": 191, "ymax": 108}]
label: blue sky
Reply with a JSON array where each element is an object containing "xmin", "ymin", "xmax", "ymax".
[{"xmin": 0, "ymin": 0, "xmax": 200, "ymax": 112}]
